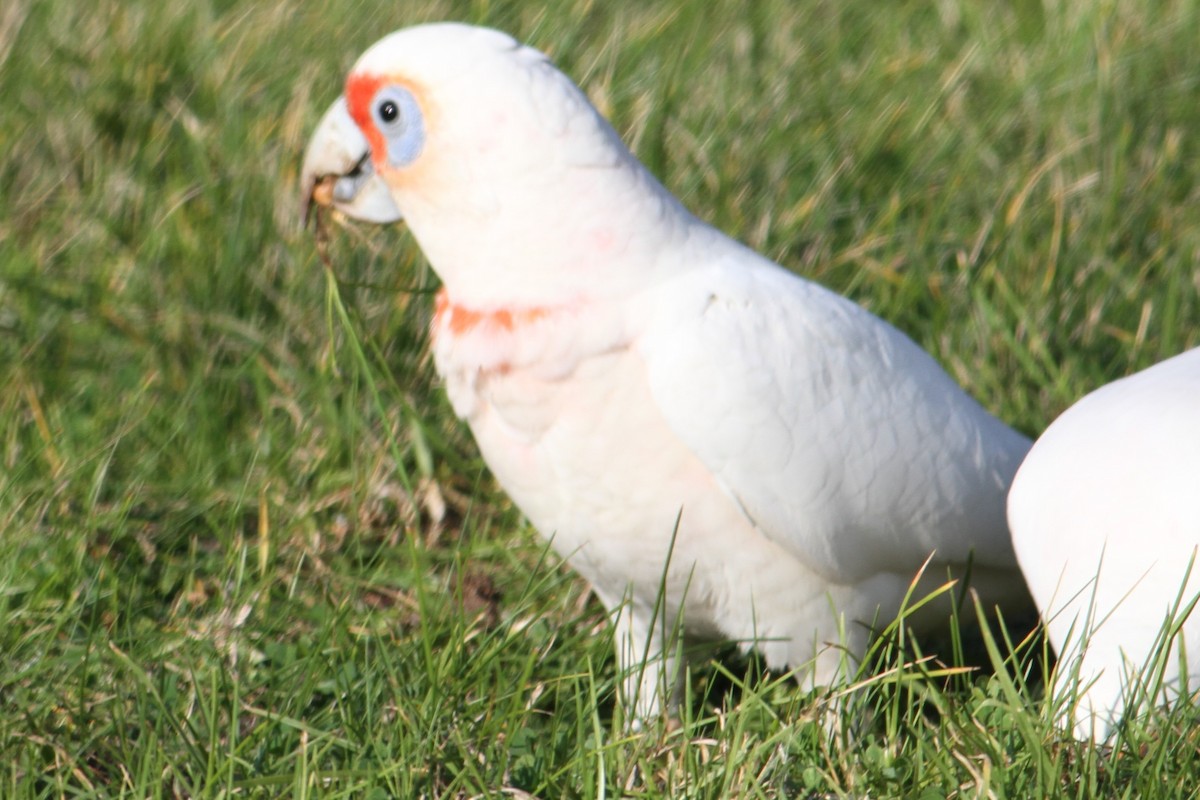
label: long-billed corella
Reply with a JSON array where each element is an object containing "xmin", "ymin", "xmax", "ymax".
[{"xmin": 300, "ymin": 22, "xmax": 1033, "ymax": 721}]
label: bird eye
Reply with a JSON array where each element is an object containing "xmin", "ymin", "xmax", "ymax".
[{"xmin": 369, "ymin": 85, "xmax": 425, "ymax": 167}]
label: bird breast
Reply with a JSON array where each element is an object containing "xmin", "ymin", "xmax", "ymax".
[{"xmin": 429, "ymin": 287, "xmax": 808, "ymax": 639}]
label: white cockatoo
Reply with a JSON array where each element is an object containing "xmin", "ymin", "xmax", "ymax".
[
  {"xmin": 300, "ymin": 23, "xmax": 1033, "ymax": 721},
  {"xmin": 1008, "ymin": 346, "xmax": 1200, "ymax": 741}
]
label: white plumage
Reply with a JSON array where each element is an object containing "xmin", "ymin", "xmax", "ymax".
[
  {"xmin": 300, "ymin": 23, "xmax": 1033, "ymax": 719},
  {"xmin": 1008, "ymin": 346, "xmax": 1200, "ymax": 741}
]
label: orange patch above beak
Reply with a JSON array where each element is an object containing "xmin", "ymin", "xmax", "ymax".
[{"xmin": 345, "ymin": 72, "xmax": 390, "ymax": 166}]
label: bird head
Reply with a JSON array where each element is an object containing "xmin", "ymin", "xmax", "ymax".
[{"xmin": 300, "ymin": 23, "xmax": 690, "ymax": 307}]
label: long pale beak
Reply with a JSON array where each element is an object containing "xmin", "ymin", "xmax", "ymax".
[{"xmin": 300, "ymin": 97, "xmax": 402, "ymax": 225}]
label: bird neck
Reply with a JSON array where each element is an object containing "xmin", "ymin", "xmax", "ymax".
[{"xmin": 402, "ymin": 150, "xmax": 698, "ymax": 311}]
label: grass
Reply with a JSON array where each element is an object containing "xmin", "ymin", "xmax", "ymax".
[{"xmin": 1, "ymin": 0, "xmax": 1198, "ymax": 796}]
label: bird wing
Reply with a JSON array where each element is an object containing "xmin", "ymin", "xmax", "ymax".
[{"xmin": 632, "ymin": 239, "xmax": 1030, "ymax": 584}]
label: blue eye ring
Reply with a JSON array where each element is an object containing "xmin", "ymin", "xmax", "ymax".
[{"xmin": 371, "ymin": 86, "xmax": 425, "ymax": 167}]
